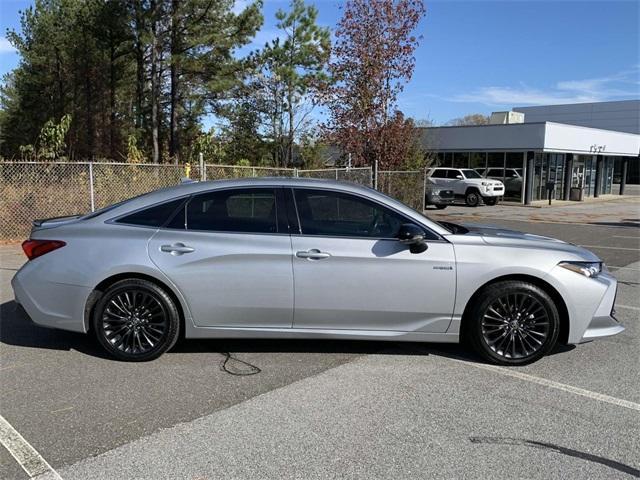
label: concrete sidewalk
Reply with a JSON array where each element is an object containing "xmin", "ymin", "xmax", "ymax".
[{"xmin": 427, "ymin": 196, "xmax": 640, "ymax": 227}]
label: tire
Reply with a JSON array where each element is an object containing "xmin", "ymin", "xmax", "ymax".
[
  {"xmin": 465, "ymin": 281, "xmax": 559, "ymax": 366},
  {"xmin": 465, "ymin": 189, "xmax": 481, "ymax": 207},
  {"xmin": 435, "ymin": 204, "xmax": 448, "ymax": 210},
  {"xmin": 92, "ymin": 279, "xmax": 181, "ymax": 361},
  {"xmin": 484, "ymin": 197, "xmax": 498, "ymax": 206}
]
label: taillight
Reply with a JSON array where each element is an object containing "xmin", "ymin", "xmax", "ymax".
[{"xmin": 21, "ymin": 239, "xmax": 66, "ymax": 260}]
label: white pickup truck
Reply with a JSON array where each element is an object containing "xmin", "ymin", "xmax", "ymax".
[{"xmin": 427, "ymin": 167, "xmax": 505, "ymax": 207}]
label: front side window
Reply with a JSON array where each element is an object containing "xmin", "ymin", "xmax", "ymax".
[
  {"xmin": 293, "ymin": 188, "xmax": 408, "ymax": 238},
  {"xmin": 178, "ymin": 188, "xmax": 278, "ymax": 233},
  {"xmin": 430, "ymin": 169, "xmax": 447, "ymax": 179},
  {"xmin": 461, "ymin": 169, "xmax": 482, "ymax": 179},
  {"xmin": 447, "ymin": 170, "xmax": 462, "ymax": 179}
]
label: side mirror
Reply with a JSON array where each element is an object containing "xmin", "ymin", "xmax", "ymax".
[
  {"xmin": 455, "ymin": 175, "xmax": 463, "ymax": 179},
  {"xmin": 397, "ymin": 223, "xmax": 428, "ymax": 254}
]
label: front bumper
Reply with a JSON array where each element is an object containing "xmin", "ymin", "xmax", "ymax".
[
  {"xmin": 481, "ymin": 187, "xmax": 504, "ymax": 197},
  {"xmin": 546, "ymin": 266, "xmax": 624, "ymax": 344},
  {"xmin": 426, "ymin": 191, "xmax": 455, "ymax": 205},
  {"xmin": 577, "ymin": 280, "xmax": 623, "ymax": 343}
]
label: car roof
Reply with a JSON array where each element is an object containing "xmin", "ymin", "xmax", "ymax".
[{"xmin": 89, "ymin": 177, "xmax": 451, "ymax": 236}]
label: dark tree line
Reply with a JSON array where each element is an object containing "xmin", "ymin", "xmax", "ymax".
[
  {"xmin": 1, "ymin": 0, "xmax": 262, "ymax": 162},
  {"xmin": 1, "ymin": 0, "xmax": 427, "ymax": 170}
]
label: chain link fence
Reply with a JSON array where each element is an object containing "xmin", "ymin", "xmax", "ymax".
[
  {"xmin": 1, "ymin": 161, "xmax": 425, "ymax": 240},
  {"xmin": 376, "ymin": 170, "xmax": 426, "ymax": 211}
]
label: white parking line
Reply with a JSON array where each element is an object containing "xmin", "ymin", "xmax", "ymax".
[
  {"xmin": 444, "ymin": 358, "xmax": 640, "ymax": 412},
  {"xmin": 617, "ymin": 304, "xmax": 640, "ymax": 311},
  {"xmin": 579, "ymin": 245, "xmax": 640, "ymax": 252},
  {"xmin": 613, "ymin": 235, "xmax": 640, "ymax": 240},
  {"xmin": 0, "ymin": 414, "xmax": 62, "ymax": 479}
]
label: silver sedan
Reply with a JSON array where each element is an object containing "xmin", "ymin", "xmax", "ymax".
[{"xmin": 12, "ymin": 178, "xmax": 623, "ymax": 365}]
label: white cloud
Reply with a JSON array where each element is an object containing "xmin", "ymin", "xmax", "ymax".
[
  {"xmin": 0, "ymin": 38, "xmax": 17, "ymax": 54},
  {"xmin": 450, "ymin": 67, "xmax": 640, "ymax": 106}
]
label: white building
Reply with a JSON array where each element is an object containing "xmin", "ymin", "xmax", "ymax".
[{"xmin": 421, "ymin": 100, "xmax": 640, "ymax": 204}]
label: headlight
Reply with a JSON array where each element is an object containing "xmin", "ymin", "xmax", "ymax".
[
  {"xmin": 481, "ymin": 182, "xmax": 489, "ymax": 186},
  {"xmin": 559, "ymin": 261, "xmax": 602, "ymax": 278}
]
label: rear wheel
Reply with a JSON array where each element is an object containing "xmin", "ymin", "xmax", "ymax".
[
  {"xmin": 465, "ymin": 281, "xmax": 559, "ymax": 365},
  {"xmin": 93, "ymin": 279, "xmax": 180, "ymax": 361},
  {"xmin": 465, "ymin": 189, "xmax": 481, "ymax": 207},
  {"xmin": 484, "ymin": 197, "xmax": 498, "ymax": 206}
]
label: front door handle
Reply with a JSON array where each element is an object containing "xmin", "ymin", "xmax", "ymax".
[
  {"xmin": 160, "ymin": 243, "xmax": 195, "ymax": 255},
  {"xmin": 296, "ymin": 249, "xmax": 330, "ymax": 260}
]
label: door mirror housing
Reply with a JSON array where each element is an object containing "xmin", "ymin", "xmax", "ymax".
[
  {"xmin": 455, "ymin": 175, "xmax": 463, "ymax": 179},
  {"xmin": 397, "ymin": 224, "xmax": 428, "ymax": 254}
]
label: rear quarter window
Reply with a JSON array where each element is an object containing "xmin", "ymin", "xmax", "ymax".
[{"xmin": 115, "ymin": 199, "xmax": 186, "ymax": 227}]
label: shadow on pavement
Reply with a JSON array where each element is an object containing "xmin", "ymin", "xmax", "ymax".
[
  {"xmin": 590, "ymin": 218, "xmax": 640, "ymax": 228},
  {"xmin": 1, "ymin": 299, "xmax": 574, "ymax": 366},
  {"xmin": 0, "ymin": 300, "xmax": 112, "ymax": 359}
]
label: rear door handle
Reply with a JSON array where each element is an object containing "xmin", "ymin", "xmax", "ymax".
[
  {"xmin": 160, "ymin": 243, "xmax": 195, "ymax": 255},
  {"xmin": 296, "ymin": 249, "xmax": 330, "ymax": 260}
]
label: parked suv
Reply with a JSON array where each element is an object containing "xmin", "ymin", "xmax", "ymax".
[
  {"xmin": 427, "ymin": 168, "xmax": 504, "ymax": 206},
  {"xmin": 480, "ymin": 168, "xmax": 523, "ymax": 196}
]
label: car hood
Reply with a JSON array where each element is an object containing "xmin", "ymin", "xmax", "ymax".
[{"xmin": 447, "ymin": 223, "xmax": 600, "ymax": 261}]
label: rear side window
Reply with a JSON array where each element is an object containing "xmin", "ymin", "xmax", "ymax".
[
  {"xmin": 183, "ymin": 188, "xmax": 278, "ymax": 233},
  {"xmin": 430, "ymin": 169, "xmax": 447, "ymax": 178},
  {"xmin": 116, "ymin": 199, "xmax": 185, "ymax": 227}
]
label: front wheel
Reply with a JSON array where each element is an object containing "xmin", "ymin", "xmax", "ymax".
[
  {"xmin": 465, "ymin": 189, "xmax": 481, "ymax": 207},
  {"xmin": 484, "ymin": 197, "xmax": 498, "ymax": 206},
  {"xmin": 465, "ymin": 281, "xmax": 560, "ymax": 365},
  {"xmin": 93, "ymin": 279, "xmax": 181, "ymax": 361}
]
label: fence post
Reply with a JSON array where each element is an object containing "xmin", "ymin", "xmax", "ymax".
[
  {"xmin": 252, "ymin": 167, "xmax": 256, "ymax": 177},
  {"xmin": 335, "ymin": 169, "xmax": 339, "ymax": 180},
  {"xmin": 294, "ymin": 168, "xmax": 298, "ymax": 178},
  {"xmin": 422, "ymin": 168, "xmax": 427, "ymax": 212},
  {"xmin": 373, "ymin": 159, "xmax": 379, "ymax": 190},
  {"xmin": 199, "ymin": 152, "xmax": 204, "ymax": 181},
  {"xmin": 88, "ymin": 162, "xmax": 95, "ymax": 212}
]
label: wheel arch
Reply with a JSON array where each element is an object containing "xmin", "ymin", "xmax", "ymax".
[
  {"xmin": 460, "ymin": 273, "xmax": 570, "ymax": 345},
  {"xmin": 85, "ymin": 272, "xmax": 187, "ymax": 336}
]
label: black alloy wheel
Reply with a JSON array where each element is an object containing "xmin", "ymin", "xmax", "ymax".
[
  {"xmin": 466, "ymin": 281, "xmax": 560, "ymax": 365},
  {"xmin": 93, "ymin": 279, "xmax": 180, "ymax": 361}
]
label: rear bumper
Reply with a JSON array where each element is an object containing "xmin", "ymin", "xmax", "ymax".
[{"xmin": 11, "ymin": 263, "xmax": 90, "ymax": 333}]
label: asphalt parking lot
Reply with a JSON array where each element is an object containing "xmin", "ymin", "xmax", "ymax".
[{"xmin": 1, "ymin": 202, "xmax": 639, "ymax": 479}]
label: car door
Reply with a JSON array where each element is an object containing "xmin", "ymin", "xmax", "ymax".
[
  {"xmin": 447, "ymin": 169, "xmax": 466, "ymax": 195},
  {"xmin": 289, "ymin": 188, "xmax": 456, "ymax": 333},
  {"xmin": 148, "ymin": 187, "xmax": 294, "ymax": 328},
  {"xmin": 429, "ymin": 169, "xmax": 449, "ymax": 188}
]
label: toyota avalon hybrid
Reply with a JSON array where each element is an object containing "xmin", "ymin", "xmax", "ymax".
[{"xmin": 12, "ymin": 178, "xmax": 623, "ymax": 365}]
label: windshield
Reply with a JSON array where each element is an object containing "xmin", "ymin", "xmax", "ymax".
[{"xmin": 461, "ymin": 169, "xmax": 482, "ymax": 179}]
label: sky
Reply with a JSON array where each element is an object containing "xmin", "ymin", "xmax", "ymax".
[{"xmin": 0, "ymin": 0, "xmax": 639, "ymax": 125}]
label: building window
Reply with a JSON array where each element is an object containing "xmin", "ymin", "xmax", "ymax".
[
  {"xmin": 469, "ymin": 152, "xmax": 487, "ymax": 172},
  {"xmin": 453, "ymin": 152, "xmax": 469, "ymax": 168}
]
